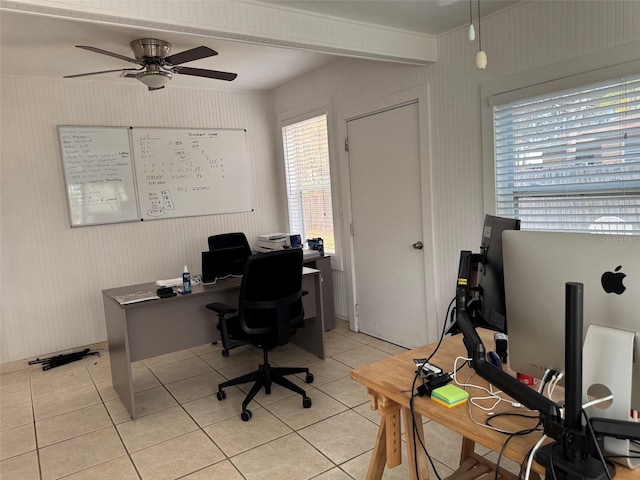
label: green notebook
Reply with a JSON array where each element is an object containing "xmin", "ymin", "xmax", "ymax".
[{"xmin": 431, "ymin": 384, "xmax": 469, "ymax": 404}]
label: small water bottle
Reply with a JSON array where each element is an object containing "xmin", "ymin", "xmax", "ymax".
[{"xmin": 182, "ymin": 265, "xmax": 192, "ymax": 294}]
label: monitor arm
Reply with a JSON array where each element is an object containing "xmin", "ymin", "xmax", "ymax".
[{"xmin": 455, "ymin": 250, "xmax": 639, "ymax": 479}]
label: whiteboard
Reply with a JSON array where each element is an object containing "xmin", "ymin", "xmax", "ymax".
[
  {"xmin": 58, "ymin": 126, "xmax": 138, "ymax": 227},
  {"xmin": 131, "ymin": 128, "xmax": 252, "ymax": 220}
]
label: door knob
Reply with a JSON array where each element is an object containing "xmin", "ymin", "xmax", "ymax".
[{"xmin": 412, "ymin": 241, "xmax": 423, "ymax": 250}]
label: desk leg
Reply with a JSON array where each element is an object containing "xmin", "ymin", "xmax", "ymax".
[
  {"xmin": 380, "ymin": 403, "xmax": 402, "ymax": 468},
  {"xmin": 460, "ymin": 437, "xmax": 475, "ymax": 465},
  {"xmin": 367, "ymin": 415, "xmax": 388, "ymax": 480},
  {"xmin": 292, "ymin": 273, "xmax": 325, "ymax": 358},
  {"xmin": 103, "ymin": 297, "xmax": 136, "ymax": 419},
  {"xmin": 365, "ymin": 391, "xmax": 402, "ymax": 480},
  {"xmin": 451, "ymin": 436, "xmax": 532, "ymax": 480},
  {"xmin": 402, "ymin": 407, "xmax": 430, "ymax": 480}
]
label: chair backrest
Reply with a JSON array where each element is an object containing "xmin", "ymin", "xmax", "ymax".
[
  {"xmin": 238, "ymin": 249, "xmax": 304, "ymax": 347},
  {"xmin": 208, "ymin": 232, "xmax": 252, "ymax": 258}
]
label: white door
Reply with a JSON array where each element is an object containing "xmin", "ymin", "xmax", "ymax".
[{"xmin": 346, "ymin": 101, "xmax": 428, "ymax": 347}]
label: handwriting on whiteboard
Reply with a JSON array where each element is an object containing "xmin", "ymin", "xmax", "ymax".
[
  {"xmin": 60, "ymin": 131, "xmax": 131, "ymax": 206},
  {"xmin": 133, "ymin": 130, "xmax": 230, "ymax": 218}
]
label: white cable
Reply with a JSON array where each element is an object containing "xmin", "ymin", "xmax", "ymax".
[
  {"xmin": 547, "ymin": 372, "xmax": 563, "ymax": 401},
  {"xmin": 525, "ymin": 434, "xmax": 547, "ymax": 480},
  {"xmin": 583, "ymin": 394, "xmax": 613, "ymax": 410},
  {"xmin": 538, "ymin": 369, "xmax": 551, "ymax": 394},
  {"xmin": 453, "ymin": 356, "xmax": 521, "ymax": 409},
  {"xmin": 470, "ymin": 395, "xmax": 502, "ymax": 411},
  {"xmin": 524, "ymin": 396, "xmax": 614, "ymax": 480}
]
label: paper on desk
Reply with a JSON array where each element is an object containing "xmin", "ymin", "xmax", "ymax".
[
  {"xmin": 114, "ymin": 291, "xmax": 160, "ymax": 305},
  {"xmin": 156, "ymin": 277, "xmax": 183, "ymax": 287}
]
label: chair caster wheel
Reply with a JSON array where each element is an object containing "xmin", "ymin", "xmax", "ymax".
[
  {"xmin": 221, "ymin": 349, "xmax": 230, "ymax": 358},
  {"xmin": 303, "ymin": 397, "xmax": 312, "ymax": 408},
  {"xmin": 216, "ymin": 391, "xmax": 226, "ymax": 401},
  {"xmin": 241, "ymin": 410, "xmax": 252, "ymax": 421},
  {"xmin": 305, "ymin": 373, "xmax": 314, "ymax": 384}
]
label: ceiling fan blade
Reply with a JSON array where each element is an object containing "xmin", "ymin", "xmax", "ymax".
[
  {"xmin": 164, "ymin": 46, "xmax": 218, "ymax": 65},
  {"xmin": 148, "ymin": 86, "xmax": 166, "ymax": 92},
  {"xmin": 76, "ymin": 45, "xmax": 143, "ymax": 64},
  {"xmin": 64, "ymin": 68, "xmax": 141, "ymax": 79},
  {"xmin": 173, "ymin": 66, "xmax": 237, "ymax": 81}
]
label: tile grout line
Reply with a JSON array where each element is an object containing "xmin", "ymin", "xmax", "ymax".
[{"xmin": 6, "ymin": 321, "xmax": 413, "ymax": 480}]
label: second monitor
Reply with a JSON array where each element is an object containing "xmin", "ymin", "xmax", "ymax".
[{"xmin": 202, "ymin": 246, "xmax": 250, "ymax": 284}]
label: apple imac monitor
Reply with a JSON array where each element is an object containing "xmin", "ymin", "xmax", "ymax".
[
  {"xmin": 474, "ymin": 215, "xmax": 521, "ymax": 333},
  {"xmin": 502, "ymin": 230, "xmax": 639, "ymax": 412}
]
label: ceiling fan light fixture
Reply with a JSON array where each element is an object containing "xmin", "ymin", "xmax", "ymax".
[{"xmin": 136, "ymin": 70, "xmax": 172, "ymax": 89}]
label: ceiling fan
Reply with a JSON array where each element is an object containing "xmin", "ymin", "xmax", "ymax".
[{"xmin": 64, "ymin": 38, "xmax": 238, "ymax": 91}]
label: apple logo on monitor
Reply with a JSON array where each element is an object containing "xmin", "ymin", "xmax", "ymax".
[{"xmin": 601, "ymin": 265, "xmax": 626, "ymax": 294}]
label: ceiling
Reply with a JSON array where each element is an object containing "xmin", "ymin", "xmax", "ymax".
[{"xmin": 0, "ymin": 1, "xmax": 520, "ymax": 92}]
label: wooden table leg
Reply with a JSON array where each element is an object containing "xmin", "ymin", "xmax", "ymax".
[
  {"xmin": 366, "ymin": 416, "xmax": 388, "ymax": 480},
  {"xmin": 402, "ymin": 406, "xmax": 430, "ymax": 480},
  {"xmin": 380, "ymin": 402, "xmax": 402, "ymax": 468},
  {"xmin": 460, "ymin": 437, "xmax": 475, "ymax": 464},
  {"xmin": 449, "ymin": 436, "xmax": 523, "ymax": 480},
  {"xmin": 365, "ymin": 390, "xmax": 403, "ymax": 479}
]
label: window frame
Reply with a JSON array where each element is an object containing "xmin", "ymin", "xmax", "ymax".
[
  {"xmin": 481, "ymin": 44, "xmax": 640, "ymax": 228},
  {"xmin": 277, "ymin": 98, "xmax": 343, "ymax": 270}
]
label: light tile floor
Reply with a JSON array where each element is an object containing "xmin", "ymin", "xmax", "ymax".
[{"xmin": 0, "ymin": 319, "xmax": 521, "ymax": 480}]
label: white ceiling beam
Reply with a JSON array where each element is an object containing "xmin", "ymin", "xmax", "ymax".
[{"xmin": 0, "ymin": 0, "xmax": 437, "ymax": 65}]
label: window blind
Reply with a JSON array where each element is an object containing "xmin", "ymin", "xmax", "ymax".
[
  {"xmin": 494, "ymin": 74, "xmax": 640, "ymax": 234},
  {"xmin": 282, "ymin": 114, "xmax": 335, "ymax": 254}
]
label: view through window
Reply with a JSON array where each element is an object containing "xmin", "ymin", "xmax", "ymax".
[
  {"xmin": 494, "ymin": 74, "xmax": 640, "ymax": 234},
  {"xmin": 282, "ymin": 114, "xmax": 335, "ymax": 254}
]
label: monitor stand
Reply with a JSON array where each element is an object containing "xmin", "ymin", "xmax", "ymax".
[
  {"xmin": 583, "ymin": 324, "xmax": 638, "ymax": 470},
  {"xmin": 534, "ymin": 282, "xmax": 615, "ymax": 480}
]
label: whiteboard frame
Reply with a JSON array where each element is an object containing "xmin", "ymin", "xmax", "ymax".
[{"xmin": 58, "ymin": 125, "xmax": 140, "ymax": 227}]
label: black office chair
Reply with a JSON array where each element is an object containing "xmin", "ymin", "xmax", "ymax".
[
  {"xmin": 207, "ymin": 232, "xmax": 252, "ymax": 256},
  {"xmin": 206, "ymin": 232, "xmax": 253, "ymax": 357},
  {"xmin": 207, "ymin": 249, "xmax": 314, "ymax": 421}
]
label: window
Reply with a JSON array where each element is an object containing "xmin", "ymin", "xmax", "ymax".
[
  {"xmin": 493, "ymin": 74, "xmax": 640, "ymax": 233},
  {"xmin": 282, "ymin": 113, "xmax": 335, "ymax": 254}
]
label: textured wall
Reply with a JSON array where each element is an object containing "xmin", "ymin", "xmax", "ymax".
[
  {"xmin": 2, "ymin": 0, "xmax": 639, "ymax": 363},
  {"xmin": 272, "ymin": 0, "xmax": 640, "ymax": 338},
  {"xmin": 0, "ymin": 77, "xmax": 283, "ymax": 363}
]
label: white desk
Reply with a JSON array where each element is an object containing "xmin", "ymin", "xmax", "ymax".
[{"xmin": 102, "ymin": 268, "xmax": 324, "ymax": 419}]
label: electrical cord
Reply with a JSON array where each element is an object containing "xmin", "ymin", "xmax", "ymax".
[
  {"xmin": 454, "ymin": 359, "xmax": 468, "ymax": 373},
  {"xmin": 409, "ymin": 369, "xmax": 445, "ymax": 479},
  {"xmin": 517, "ymin": 442, "xmax": 537, "ymax": 480},
  {"xmin": 197, "ymin": 273, "xmax": 243, "ymax": 287},
  {"xmin": 485, "ymin": 412, "xmax": 542, "ymax": 435},
  {"xmin": 538, "ymin": 368, "xmax": 559, "ymax": 394},
  {"xmin": 453, "ymin": 356, "xmax": 524, "ymax": 414},
  {"xmin": 494, "ymin": 430, "xmax": 522, "ymax": 480},
  {"xmin": 524, "ymin": 433, "xmax": 548, "ymax": 480},
  {"xmin": 582, "ymin": 407, "xmax": 613, "ymax": 480},
  {"xmin": 527, "ymin": 396, "xmax": 614, "ymax": 480},
  {"xmin": 407, "ymin": 296, "xmax": 455, "ymax": 480},
  {"xmin": 492, "ymin": 414, "xmax": 542, "ymax": 480},
  {"xmin": 546, "ymin": 372, "xmax": 564, "ymax": 401},
  {"xmin": 425, "ymin": 297, "xmax": 456, "ymax": 364},
  {"xmin": 548, "ymin": 442, "xmax": 560, "ymax": 480}
]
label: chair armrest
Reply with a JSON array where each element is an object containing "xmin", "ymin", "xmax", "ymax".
[{"xmin": 206, "ymin": 302, "xmax": 237, "ymax": 315}]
